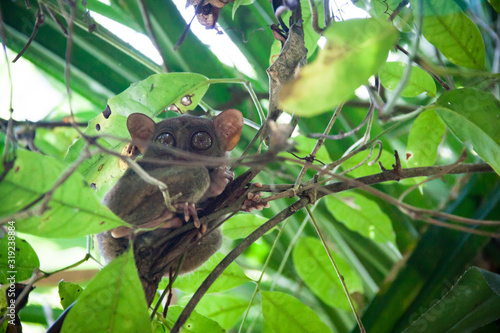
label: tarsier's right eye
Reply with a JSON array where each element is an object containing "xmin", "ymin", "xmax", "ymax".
[{"xmin": 155, "ymin": 133, "xmax": 176, "ymax": 147}]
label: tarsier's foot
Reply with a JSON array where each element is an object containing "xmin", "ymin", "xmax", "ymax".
[
  {"xmin": 241, "ymin": 183, "xmax": 270, "ymax": 212},
  {"xmin": 175, "ymin": 202, "xmax": 201, "ymax": 229},
  {"xmin": 111, "ymin": 210, "xmax": 183, "ymax": 238},
  {"xmin": 205, "ymin": 166, "xmax": 235, "ymax": 198}
]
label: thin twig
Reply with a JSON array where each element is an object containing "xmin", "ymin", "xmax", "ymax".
[
  {"xmin": 295, "ymin": 103, "xmax": 343, "ymax": 188},
  {"xmin": 237, "ymin": 218, "xmax": 289, "ymax": 333},
  {"xmin": 388, "ymin": 0, "xmax": 409, "ymax": 22},
  {"xmin": 306, "ymin": 206, "xmax": 365, "ymax": 333},
  {"xmin": 13, "ymin": 6, "xmax": 45, "ymax": 63},
  {"xmin": 137, "ymin": 0, "xmax": 168, "ymax": 72}
]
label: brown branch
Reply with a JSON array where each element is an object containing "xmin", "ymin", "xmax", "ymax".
[
  {"xmin": 170, "ymin": 160, "xmax": 496, "ymax": 331},
  {"xmin": 388, "ymin": 0, "xmax": 409, "ymax": 22},
  {"xmin": 13, "ymin": 7, "xmax": 45, "ymax": 63},
  {"xmin": 0, "ymin": 117, "xmax": 87, "ymax": 128},
  {"xmin": 170, "ymin": 197, "xmax": 310, "ymax": 333},
  {"xmin": 137, "ymin": 0, "xmax": 168, "ymax": 72}
]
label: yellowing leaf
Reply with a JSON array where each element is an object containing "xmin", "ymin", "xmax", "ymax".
[{"xmin": 279, "ymin": 18, "xmax": 398, "ymax": 116}]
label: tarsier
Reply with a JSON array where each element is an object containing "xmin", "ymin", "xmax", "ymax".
[{"xmin": 97, "ymin": 109, "xmax": 246, "ymax": 304}]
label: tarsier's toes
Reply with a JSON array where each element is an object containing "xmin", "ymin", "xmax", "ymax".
[
  {"xmin": 242, "ymin": 192, "xmax": 270, "ymax": 212},
  {"xmin": 111, "ymin": 226, "xmax": 134, "ymax": 239},
  {"xmin": 175, "ymin": 202, "xmax": 201, "ymax": 228},
  {"xmin": 196, "ymin": 224, "xmax": 208, "ymax": 240}
]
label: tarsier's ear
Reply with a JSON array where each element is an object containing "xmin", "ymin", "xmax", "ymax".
[
  {"xmin": 127, "ymin": 113, "xmax": 156, "ymax": 153},
  {"xmin": 214, "ymin": 109, "xmax": 244, "ymax": 151}
]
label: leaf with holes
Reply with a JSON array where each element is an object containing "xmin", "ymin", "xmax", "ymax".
[
  {"xmin": 434, "ymin": 88, "xmax": 500, "ymax": 174},
  {"xmin": 279, "ymin": 18, "xmax": 398, "ymax": 116},
  {"xmin": 58, "ymin": 281, "xmax": 84, "ymax": 310},
  {"xmin": 0, "ymin": 236, "xmax": 39, "ymax": 283},
  {"xmin": 261, "ymin": 291, "xmax": 330, "ymax": 333},
  {"xmin": 379, "ymin": 61, "xmax": 436, "ymax": 97},
  {"xmin": 412, "ymin": 0, "xmax": 485, "ymax": 69},
  {"xmin": 0, "ymin": 149, "xmax": 127, "ymax": 238},
  {"xmin": 61, "ymin": 249, "xmax": 150, "ymax": 332}
]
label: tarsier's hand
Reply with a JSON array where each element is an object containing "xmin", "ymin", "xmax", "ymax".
[{"xmin": 205, "ymin": 166, "xmax": 235, "ymax": 198}]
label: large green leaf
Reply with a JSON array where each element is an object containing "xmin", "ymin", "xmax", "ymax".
[
  {"xmin": 165, "ymin": 306, "xmax": 225, "ymax": 333},
  {"xmin": 405, "ymin": 267, "xmax": 500, "ymax": 332},
  {"xmin": 279, "ymin": 18, "xmax": 398, "ymax": 116},
  {"xmin": 261, "ymin": 291, "xmax": 330, "ymax": 333},
  {"xmin": 325, "ymin": 192, "xmax": 396, "ymax": 244},
  {"xmin": 62, "ymin": 249, "xmax": 150, "ymax": 332},
  {"xmin": 292, "ymin": 237, "xmax": 363, "ymax": 310},
  {"xmin": 412, "ymin": 0, "xmax": 485, "ymax": 69},
  {"xmin": 407, "ymin": 109, "xmax": 446, "ymax": 168},
  {"xmin": 379, "ymin": 62, "xmax": 436, "ymax": 97},
  {"xmin": 489, "ymin": 0, "xmax": 500, "ymax": 13},
  {"xmin": 222, "ymin": 213, "xmax": 270, "ymax": 240},
  {"xmin": 0, "ymin": 149, "xmax": 126, "ymax": 238},
  {"xmin": 181, "ymin": 294, "xmax": 249, "ymax": 330},
  {"xmin": 434, "ymin": 88, "xmax": 500, "ymax": 174},
  {"xmin": 0, "ymin": 236, "xmax": 40, "ymax": 283},
  {"xmin": 65, "ymin": 73, "xmax": 209, "ymax": 190},
  {"xmin": 171, "ymin": 253, "xmax": 251, "ymax": 293}
]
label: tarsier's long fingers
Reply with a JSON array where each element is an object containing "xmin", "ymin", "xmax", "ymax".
[
  {"xmin": 205, "ymin": 166, "xmax": 235, "ymax": 198},
  {"xmin": 175, "ymin": 202, "xmax": 201, "ymax": 229}
]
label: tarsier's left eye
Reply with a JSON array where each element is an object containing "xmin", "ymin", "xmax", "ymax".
[{"xmin": 191, "ymin": 131, "xmax": 213, "ymax": 150}]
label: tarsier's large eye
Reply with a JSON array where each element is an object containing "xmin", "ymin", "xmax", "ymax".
[
  {"xmin": 156, "ymin": 133, "xmax": 176, "ymax": 147},
  {"xmin": 191, "ymin": 131, "xmax": 212, "ymax": 150}
]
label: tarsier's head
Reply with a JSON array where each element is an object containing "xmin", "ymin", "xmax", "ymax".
[{"xmin": 126, "ymin": 109, "xmax": 244, "ymax": 161}]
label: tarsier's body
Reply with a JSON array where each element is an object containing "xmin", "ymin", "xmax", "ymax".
[{"xmin": 97, "ymin": 109, "xmax": 243, "ymax": 303}]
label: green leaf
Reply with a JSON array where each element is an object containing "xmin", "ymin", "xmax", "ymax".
[
  {"xmin": 325, "ymin": 192, "xmax": 396, "ymax": 244},
  {"xmin": 261, "ymin": 291, "xmax": 330, "ymax": 333},
  {"xmin": 407, "ymin": 110, "xmax": 446, "ymax": 167},
  {"xmin": 0, "ymin": 236, "xmax": 40, "ymax": 283},
  {"xmin": 412, "ymin": 0, "xmax": 485, "ymax": 69},
  {"xmin": 65, "ymin": 73, "xmax": 209, "ymax": 190},
  {"xmin": 434, "ymin": 88, "xmax": 500, "ymax": 174},
  {"xmin": 107, "ymin": 73, "xmax": 209, "ymax": 117},
  {"xmin": 58, "ymin": 281, "xmax": 84, "ymax": 310},
  {"xmin": 222, "ymin": 213, "xmax": 269, "ymax": 240},
  {"xmin": 379, "ymin": 62, "xmax": 437, "ymax": 97},
  {"xmin": 62, "ymin": 249, "xmax": 150, "ymax": 333},
  {"xmin": 405, "ymin": 267, "xmax": 500, "ymax": 332},
  {"xmin": 292, "ymin": 237, "xmax": 363, "ymax": 310},
  {"xmin": 183, "ymin": 294, "xmax": 248, "ymax": 330},
  {"xmin": 166, "ymin": 306, "xmax": 225, "ymax": 333},
  {"xmin": 172, "ymin": 253, "xmax": 251, "ymax": 293},
  {"xmin": 280, "ymin": 18, "xmax": 398, "ymax": 116},
  {"xmin": 0, "ymin": 149, "xmax": 127, "ymax": 238},
  {"xmin": 232, "ymin": 0, "xmax": 255, "ymax": 19},
  {"xmin": 489, "ymin": 0, "xmax": 500, "ymax": 13}
]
